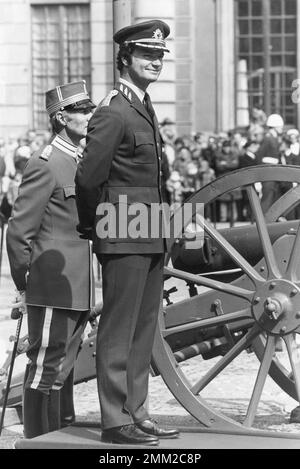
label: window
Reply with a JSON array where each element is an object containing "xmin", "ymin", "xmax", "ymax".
[
  {"xmin": 31, "ymin": 4, "xmax": 91, "ymax": 130},
  {"xmin": 235, "ymin": 0, "xmax": 297, "ymax": 126}
]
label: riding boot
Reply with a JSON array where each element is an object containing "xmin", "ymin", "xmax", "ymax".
[
  {"xmin": 48, "ymin": 389, "xmax": 61, "ymax": 432},
  {"xmin": 20, "ymin": 363, "xmax": 31, "ymax": 424},
  {"xmin": 23, "ymin": 363, "xmax": 30, "ymax": 388},
  {"xmin": 23, "ymin": 388, "xmax": 49, "ymax": 438},
  {"xmin": 60, "ymin": 369, "xmax": 76, "ymax": 427}
]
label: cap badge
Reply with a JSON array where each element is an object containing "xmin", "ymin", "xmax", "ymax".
[{"xmin": 152, "ymin": 28, "xmax": 164, "ymax": 40}]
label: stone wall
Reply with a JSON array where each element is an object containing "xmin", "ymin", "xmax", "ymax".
[
  {"xmin": 0, "ymin": 0, "xmax": 237, "ymax": 137},
  {"xmin": 0, "ymin": 0, "xmax": 31, "ymax": 137}
]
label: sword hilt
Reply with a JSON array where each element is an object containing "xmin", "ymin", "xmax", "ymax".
[{"xmin": 11, "ymin": 307, "xmax": 22, "ymax": 320}]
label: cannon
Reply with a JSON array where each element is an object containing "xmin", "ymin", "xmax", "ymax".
[
  {"xmin": 2, "ymin": 165, "xmax": 300, "ymax": 435},
  {"xmin": 153, "ymin": 164, "xmax": 300, "ymax": 432}
]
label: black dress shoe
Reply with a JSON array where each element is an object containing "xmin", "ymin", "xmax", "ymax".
[
  {"xmin": 136, "ymin": 419, "xmax": 179, "ymax": 439},
  {"xmin": 101, "ymin": 424, "xmax": 159, "ymax": 445},
  {"xmin": 290, "ymin": 406, "xmax": 300, "ymax": 423}
]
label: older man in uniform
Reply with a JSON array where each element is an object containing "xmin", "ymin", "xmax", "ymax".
[
  {"xmin": 75, "ymin": 20, "xmax": 179, "ymax": 446},
  {"xmin": 6, "ymin": 81, "xmax": 95, "ymax": 438}
]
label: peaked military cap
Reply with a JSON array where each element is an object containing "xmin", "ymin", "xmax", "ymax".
[
  {"xmin": 113, "ymin": 19, "xmax": 170, "ymax": 52},
  {"xmin": 46, "ymin": 80, "xmax": 96, "ymax": 116}
]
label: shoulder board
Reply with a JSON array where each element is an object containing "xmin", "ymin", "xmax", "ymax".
[
  {"xmin": 99, "ymin": 90, "xmax": 119, "ymax": 107},
  {"xmin": 39, "ymin": 145, "xmax": 53, "ymax": 161}
]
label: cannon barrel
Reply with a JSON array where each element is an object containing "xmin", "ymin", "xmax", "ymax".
[{"xmin": 171, "ymin": 220, "xmax": 299, "ymax": 275}]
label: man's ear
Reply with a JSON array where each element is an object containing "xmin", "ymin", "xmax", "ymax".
[
  {"xmin": 55, "ymin": 111, "xmax": 67, "ymax": 127},
  {"xmin": 121, "ymin": 56, "xmax": 129, "ymax": 67}
]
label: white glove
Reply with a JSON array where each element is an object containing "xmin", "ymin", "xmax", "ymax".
[
  {"xmin": 262, "ymin": 157, "xmax": 279, "ymax": 164},
  {"xmin": 254, "ymin": 182, "xmax": 263, "ymax": 197},
  {"xmin": 11, "ymin": 290, "xmax": 27, "ymax": 313}
]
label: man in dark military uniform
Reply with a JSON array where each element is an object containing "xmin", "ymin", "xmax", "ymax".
[
  {"xmin": 6, "ymin": 81, "xmax": 96, "ymax": 438},
  {"xmin": 255, "ymin": 113, "xmax": 284, "ymax": 213},
  {"xmin": 75, "ymin": 20, "xmax": 179, "ymax": 445}
]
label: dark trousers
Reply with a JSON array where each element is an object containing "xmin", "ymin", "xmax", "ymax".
[
  {"xmin": 96, "ymin": 253, "xmax": 164, "ymax": 430},
  {"xmin": 25, "ymin": 305, "xmax": 89, "ymax": 394},
  {"xmin": 261, "ymin": 181, "xmax": 280, "ymax": 214}
]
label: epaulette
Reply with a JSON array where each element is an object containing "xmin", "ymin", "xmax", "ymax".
[
  {"xmin": 39, "ymin": 145, "xmax": 53, "ymax": 161},
  {"xmin": 100, "ymin": 89, "xmax": 119, "ymax": 107}
]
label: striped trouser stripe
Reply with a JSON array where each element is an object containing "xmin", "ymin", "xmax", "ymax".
[{"xmin": 30, "ymin": 307, "xmax": 53, "ymax": 390}]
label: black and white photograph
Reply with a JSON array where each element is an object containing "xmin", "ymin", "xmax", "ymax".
[{"xmin": 1, "ymin": 0, "xmax": 300, "ymax": 455}]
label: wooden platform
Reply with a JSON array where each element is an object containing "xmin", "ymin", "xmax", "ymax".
[{"xmin": 15, "ymin": 424, "xmax": 300, "ymax": 449}]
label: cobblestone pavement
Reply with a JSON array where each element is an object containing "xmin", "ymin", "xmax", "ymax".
[{"xmin": 1, "ymin": 226, "xmax": 300, "ymax": 449}]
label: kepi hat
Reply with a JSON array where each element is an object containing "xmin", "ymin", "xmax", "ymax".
[
  {"xmin": 114, "ymin": 19, "xmax": 170, "ymax": 52},
  {"xmin": 46, "ymin": 80, "xmax": 96, "ymax": 116}
]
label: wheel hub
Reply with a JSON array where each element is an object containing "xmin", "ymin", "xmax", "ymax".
[{"xmin": 252, "ymin": 279, "xmax": 300, "ymax": 335}]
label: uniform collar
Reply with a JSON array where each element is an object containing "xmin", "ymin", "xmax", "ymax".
[
  {"xmin": 119, "ymin": 78, "xmax": 145, "ymax": 103},
  {"xmin": 116, "ymin": 80, "xmax": 154, "ymax": 128},
  {"xmin": 52, "ymin": 135, "xmax": 79, "ymax": 160}
]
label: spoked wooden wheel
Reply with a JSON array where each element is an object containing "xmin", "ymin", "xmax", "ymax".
[{"xmin": 152, "ymin": 165, "xmax": 300, "ymax": 431}]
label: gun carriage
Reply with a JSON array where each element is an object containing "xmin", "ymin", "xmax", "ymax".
[{"xmin": 2, "ymin": 165, "xmax": 300, "ymax": 436}]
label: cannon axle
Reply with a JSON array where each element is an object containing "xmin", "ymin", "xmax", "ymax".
[{"xmin": 252, "ymin": 280, "xmax": 300, "ymax": 335}]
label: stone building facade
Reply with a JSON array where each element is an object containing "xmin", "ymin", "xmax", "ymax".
[{"xmin": 0, "ymin": 0, "xmax": 299, "ymax": 138}]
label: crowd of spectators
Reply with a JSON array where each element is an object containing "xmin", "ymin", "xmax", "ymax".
[
  {"xmin": 160, "ymin": 107, "xmax": 300, "ymax": 223},
  {"xmin": 0, "ymin": 129, "xmax": 51, "ymax": 221},
  {"xmin": 1, "ymin": 107, "xmax": 300, "ymax": 226}
]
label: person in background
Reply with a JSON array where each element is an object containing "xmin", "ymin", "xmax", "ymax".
[
  {"xmin": 159, "ymin": 117, "xmax": 176, "ymax": 171},
  {"xmin": 251, "ymin": 104, "xmax": 267, "ymax": 125},
  {"xmin": 0, "ymin": 138, "xmax": 16, "ymax": 221},
  {"xmin": 1, "ymin": 136, "xmax": 32, "ymax": 221},
  {"xmin": 239, "ymin": 139, "xmax": 259, "ymax": 169},
  {"xmin": 256, "ymin": 113, "xmax": 284, "ymax": 213},
  {"xmin": 286, "ymin": 128, "xmax": 300, "ymax": 161},
  {"xmin": 238, "ymin": 139, "xmax": 259, "ymax": 221},
  {"xmin": 252, "ymin": 125, "xmax": 265, "ymax": 146},
  {"xmin": 215, "ymin": 139, "xmax": 241, "ymax": 223},
  {"xmin": 0, "ymin": 139, "xmax": 6, "ymax": 194},
  {"xmin": 166, "ymin": 169, "xmax": 184, "ymax": 205},
  {"xmin": 160, "ymin": 149, "xmax": 171, "ymax": 204},
  {"xmin": 277, "ymin": 134, "xmax": 300, "ymax": 222},
  {"xmin": 191, "ymin": 148, "xmax": 216, "ymax": 221},
  {"xmin": 193, "ymin": 132, "xmax": 207, "ymax": 151},
  {"xmin": 280, "ymin": 134, "xmax": 299, "ymax": 167},
  {"xmin": 248, "ymin": 104, "xmax": 267, "ymax": 139},
  {"xmin": 230, "ymin": 130, "xmax": 247, "ymax": 155},
  {"xmin": 201, "ymin": 135, "xmax": 218, "ymax": 173},
  {"xmin": 173, "ymin": 146, "xmax": 196, "ymax": 202},
  {"xmin": 14, "ymin": 143, "xmax": 31, "ymax": 175},
  {"xmin": 174, "ymin": 136, "xmax": 185, "ymax": 155}
]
